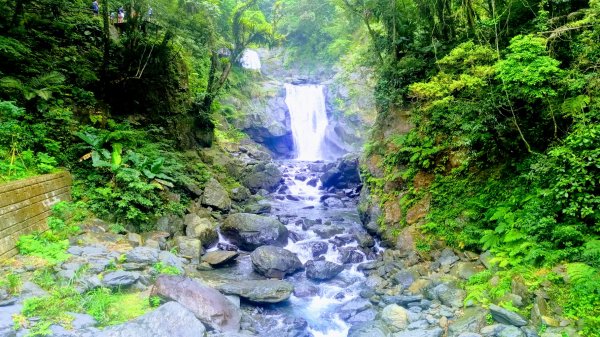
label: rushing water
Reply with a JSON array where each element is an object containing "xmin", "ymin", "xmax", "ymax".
[
  {"xmin": 240, "ymin": 49, "xmax": 262, "ymax": 70},
  {"xmin": 284, "ymin": 84, "xmax": 329, "ymax": 161}
]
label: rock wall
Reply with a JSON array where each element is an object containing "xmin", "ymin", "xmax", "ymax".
[{"xmin": 0, "ymin": 172, "xmax": 72, "ymax": 259}]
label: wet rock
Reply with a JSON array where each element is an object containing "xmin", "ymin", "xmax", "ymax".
[
  {"xmin": 341, "ymin": 298, "xmax": 372, "ymax": 314},
  {"xmin": 92, "ymin": 302, "xmax": 206, "ymax": 337},
  {"xmin": 348, "ymin": 320, "xmax": 391, "ymax": 337},
  {"xmin": 185, "ymin": 214, "xmax": 218, "ymax": 247},
  {"xmin": 174, "ymin": 236, "xmax": 203, "ymax": 260},
  {"xmin": 250, "ymin": 245, "xmax": 302, "ymax": 278},
  {"xmin": 448, "ymin": 307, "xmax": 487, "ymax": 337},
  {"xmin": 221, "ymin": 213, "xmax": 289, "ymax": 250},
  {"xmin": 125, "ymin": 247, "xmax": 159, "ymax": 264},
  {"xmin": 489, "ymin": 304, "xmax": 528, "ymax": 327},
  {"xmin": 0, "ymin": 304, "xmax": 22, "ymax": 336},
  {"xmin": 217, "ymin": 280, "xmax": 294, "ymax": 303},
  {"xmin": 355, "ymin": 232, "xmax": 375, "ymax": 248},
  {"xmin": 306, "ymin": 178, "xmax": 319, "ymax": 187},
  {"xmin": 293, "ymin": 283, "xmax": 319, "ymax": 298},
  {"xmin": 310, "ymin": 241, "xmax": 328, "ymax": 257},
  {"xmin": 305, "ymin": 260, "xmax": 344, "ymax": 280},
  {"xmin": 102, "ymin": 271, "xmax": 140, "ymax": 287},
  {"xmin": 312, "ymin": 224, "xmax": 344, "ymax": 239},
  {"xmin": 151, "ymin": 275, "xmax": 241, "ymax": 332},
  {"xmin": 457, "ymin": 334, "xmax": 483, "ymax": 337},
  {"xmin": 381, "ymin": 304, "xmax": 409, "ymax": 331},
  {"xmin": 295, "ymin": 174, "xmax": 307, "ymax": 181},
  {"xmin": 339, "ymin": 248, "xmax": 365, "ymax": 264},
  {"xmin": 202, "ymin": 178, "xmax": 232, "ymax": 211},
  {"xmin": 202, "ymin": 251, "xmax": 239, "ymax": 266},
  {"xmin": 322, "ymin": 197, "xmax": 344, "ymax": 208},
  {"xmin": 320, "ymin": 155, "xmax": 361, "ymax": 189},
  {"xmin": 242, "ymin": 162, "xmax": 283, "ymax": 193},
  {"xmin": 348, "ymin": 308, "xmax": 378, "ymax": 323},
  {"xmin": 286, "ymin": 195, "xmax": 301, "ymax": 201}
]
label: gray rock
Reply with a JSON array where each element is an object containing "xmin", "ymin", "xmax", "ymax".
[
  {"xmin": 438, "ymin": 248, "xmax": 459, "ymax": 267},
  {"xmin": 184, "ymin": 214, "xmax": 218, "ymax": 247},
  {"xmin": 457, "ymin": 334, "xmax": 483, "ymax": 337},
  {"xmin": 241, "ymin": 162, "xmax": 283, "ymax": 193},
  {"xmin": 355, "ymin": 232, "xmax": 375, "ymax": 248},
  {"xmin": 381, "ymin": 304, "xmax": 409, "ymax": 331},
  {"xmin": 323, "ymin": 197, "xmax": 344, "ymax": 208},
  {"xmin": 217, "ymin": 279, "xmax": 294, "ymax": 303},
  {"xmin": 348, "ymin": 320, "xmax": 391, "ymax": 337},
  {"xmin": 221, "ymin": 213, "xmax": 289, "ymax": 250},
  {"xmin": 125, "ymin": 247, "xmax": 159, "ymax": 264},
  {"xmin": 151, "ymin": 275, "xmax": 241, "ymax": 332},
  {"xmin": 393, "ymin": 328, "xmax": 444, "ymax": 337},
  {"xmin": 231, "ymin": 186, "xmax": 251, "ymax": 202},
  {"xmin": 448, "ymin": 307, "xmax": 487, "ymax": 337},
  {"xmin": 174, "ymin": 236, "xmax": 203, "ymax": 260},
  {"xmin": 480, "ymin": 324, "xmax": 506, "ymax": 337},
  {"xmin": 394, "ymin": 270, "xmax": 418, "ymax": 288},
  {"xmin": 305, "ymin": 260, "xmax": 344, "ymax": 280},
  {"xmin": 127, "ymin": 233, "xmax": 143, "ymax": 247},
  {"xmin": 69, "ymin": 313, "xmax": 97, "ymax": 329},
  {"xmin": 427, "ymin": 283, "xmax": 466, "ymax": 308},
  {"xmin": 320, "ymin": 155, "xmax": 361, "ymax": 189},
  {"xmin": 155, "ymin": 215, "xmax": 185, "ymax": 237},
  {"xmin": 312, "ymin": 224, "xmax": 344, "ymax": 239},
  {"xmin": 93, "ymin": 302, "xmax": 206, "ymax": 337},
  {"xmin": 348, "ymin": 308, "xmax": 378, "ymax": 323},
  {"xmin": 202, "ymin": 251, "xmax": 239, "ymax": 266},
  {"xmin": 310, "ymin": 241, "xmax": 328, "ymax": 257},
  {"xmin": 0, "ymin": 304, "xmax": 22, "ymax": 336},
  {"xmin": 498, "ymin": 326, "xmax": 525, "ymax": 337},
  {"xmin": 489, "ymin": 304, "xmax": 528, "ymax": 327},
  {"xmin": 202, "ymin": 178, "xmax": 231, "ymax": 211},
  {"xmin": 250, "ymin": 246, "xmax": 302, "ymax": 278},
  {"xmin": 341, "ymin": 298, "xmax": 372, "ymax": 313},
  {"xmin": 102, "ymin": 271, "xmax": 140, "ymax": 287},
  {"xmin": 480, "ymin": 251, "xmax": 495, "ymax": 270},
  {"xmin": 158, "ymin": 251, "xmax": 185, "ymax": 272}
]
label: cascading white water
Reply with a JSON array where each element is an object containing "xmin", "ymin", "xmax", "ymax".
[
  {"xmin": 284, "ymin": 84, "xmax": 329, "ymax": 161},
  {"xmin": 240, "ymin": 49, "xmax": 261, "ymax": 70}
]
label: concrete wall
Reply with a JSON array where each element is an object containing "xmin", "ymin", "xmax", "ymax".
[{"xmin": 0, "ymin": 172, "xmax": 72, "ymax": 259}]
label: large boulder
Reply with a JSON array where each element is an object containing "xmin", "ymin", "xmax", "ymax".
[
  {"xmin": 184, "ymin": 214, "xmax": 218, "ymax": 247},
  {"xmin": 489, "ymin": 304, "xmax": 528, "ymax": 327},
  {"xmin": 102, "ymin": 271, "xmax": 140, "ymax": 288},
  {"xmin": 125, "ymin": 247, "xmax": 159, "ymax": 264},
  {"xmin": 250, "ymin": 245, "xmax": 302, "ymax": 278},
  {"xmin": 93, "ymin": 302, "xmax": 206, "ymax": 337},
  {"xmin": 241, "ymin": 162, "xmax": 282, "ymax": 192},
  {"xmin": 217, "ymin": 280, "xmax": 294, "ymax": 303},
  {"xmin": 305, "ymin": 260, "xmax": 344, "ymax": 281},
  {"xmin": 221, "ymin": 213, "xmax": 289, "ymax": 250},
  {"xmin": 202, "ymin": 178, "xmax": 231, "ymax": 211},
  {"xmin": 174, "ymin": 236, "xmax": 203, "ymax": 260},
  {"xmin": 347, "ymin": 320, "xmax": 391, "ymax": 337},
  {"xmin": 381, "ymin": 304, "xmax": 408, "ymax": 331},
  {"xmin": 151, "ymin": 275, "xmax": 241, "ymax": 332},
  {"xmin": 320, "ymin": 154, "xmax": 361, "ymax": 189},
  {"xmin": 202, "ymin": 251, "xmax": 239, "ymax": 267}
]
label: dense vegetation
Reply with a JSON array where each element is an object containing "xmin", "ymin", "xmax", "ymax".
[{"xmin": 350, "ymin": 0, "xmax": 599, "ymax": 334}]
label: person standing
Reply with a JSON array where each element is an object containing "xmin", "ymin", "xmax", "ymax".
[
  {"xmin": 117, "ymin": 6, "xmax": 124, "ymax": 23},
  {"xmin": 91, "ymin": 0, "xmax": 99, "ymax": 15}
]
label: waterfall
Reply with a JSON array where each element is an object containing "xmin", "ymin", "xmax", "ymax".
[
  {"xmin": 240, "ymin": 49, "xmax": 261, "ymax": 70},
  {"xmin": 284, "ymin": 84, "xmax": 329, "ymax": 161}
]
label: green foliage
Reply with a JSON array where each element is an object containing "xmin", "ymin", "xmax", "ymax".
[
  {"xmin": 559, "ymin": 263, "xmax": 600, "ymax": 336},
  {"xmin": 0, "ymin": 272, "xmax": 22, "ymax": 296},
  {"xmin": 152, "ymin": 262, "xmax": 182, "ymax": 276}
]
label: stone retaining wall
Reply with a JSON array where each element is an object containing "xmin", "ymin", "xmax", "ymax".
[{"xmin": 0, "ymin": 172, "xmax": 72, "ymax": 259}]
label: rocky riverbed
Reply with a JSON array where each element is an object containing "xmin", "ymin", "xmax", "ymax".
[{"xmin": 0, "ymin": 149, "xmax": 578, "ymax": 337}]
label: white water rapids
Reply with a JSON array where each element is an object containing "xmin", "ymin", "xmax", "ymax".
[{"xmin": 284, "ymin": 84, "xmax": 329, "ymax": 161}]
